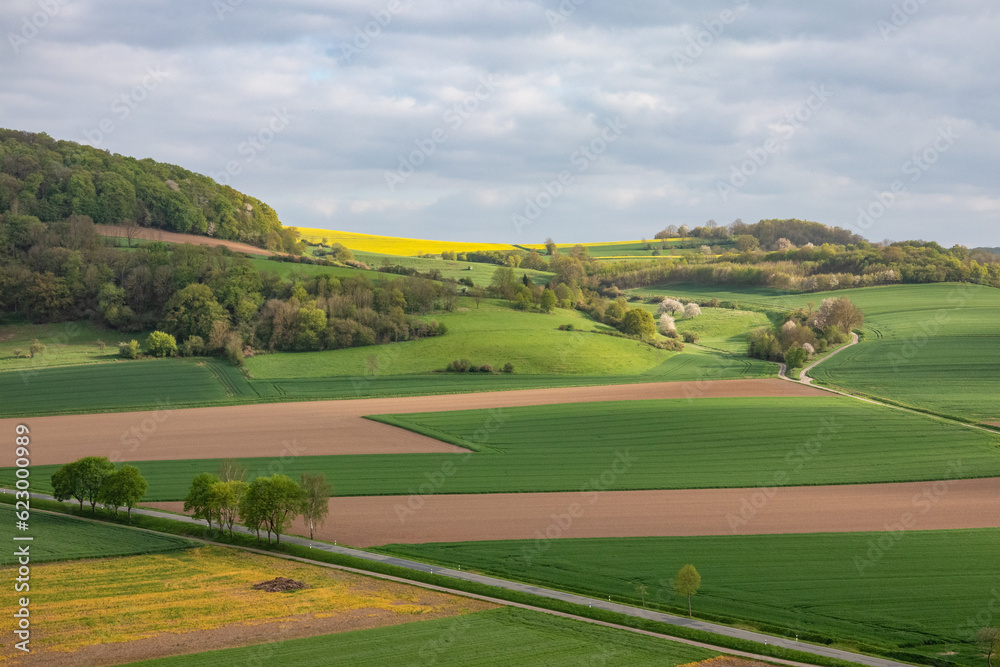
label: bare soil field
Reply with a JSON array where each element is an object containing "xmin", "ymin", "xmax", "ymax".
[
  {"xmin": 95, "ymin": 224, "xmax": 275, "ymax": 256},
  {"xmin": 148, "ymin": 477, "xmax": 1000, "ymax": 547},
  {"xmin": 7, "ymin": 379, "xmax": 824, "ymax": 466}
]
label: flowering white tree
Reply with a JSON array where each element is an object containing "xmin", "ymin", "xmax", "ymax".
[
  {"xmin": 659, "ymin": 313, "xmax": 676, "ymax": 334},
  {"xmin": 683, "ymin": 303, "xmax": 702, "ymax": 318},
  {"xmin": 659, "ymin": 298, "xmax": 684, "ymax": 315}
]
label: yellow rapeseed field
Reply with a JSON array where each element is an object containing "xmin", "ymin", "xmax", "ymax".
[
  {"xmin": 10, "ymin": 546, "xmax": 488, "ymax": 656},
  {"xmin": 520, "ymin": 238, "xmax": 683, "ymax": 249},
  {"xmin": 293, "ymin": 227, "xmax": 517, "ymax": 255}
]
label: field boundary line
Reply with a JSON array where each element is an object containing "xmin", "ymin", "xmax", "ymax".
[{"xmin": 778, "ymin": 332, "xmax": 999, "ymax": 436}]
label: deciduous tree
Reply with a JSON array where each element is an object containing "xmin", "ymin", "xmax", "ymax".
[
  {"xmin": 673, "ymin": 564, "xmax": 701, "ymax": 618},
  {"xmin": 300, "ymin": 473, "xmax": 332, "ymax": 540}
]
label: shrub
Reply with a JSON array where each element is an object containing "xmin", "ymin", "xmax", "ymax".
[
  {"xmin": 703, "ymin": 298, "xmax": 720, "ymax": 308},
  {"xmin": 29, "ymin": 338, "xmax": 45, "ymax": 358},
  {"xmin": 478, "ymin": 364, "xmax": 494, "ymax": 373},
  {"xmin": 224, "ymin": 333, "xmax": 244, "ymax": 367},
  {"xmin": 682, "ymin": 331, "xmax": 699, "ymax": 343},
  {"xmin": 683, "ymin": 303, "xmax": 702, "ymax": 318},
  {"xmin": 145, "ymin": 331, "xmax": 178, "ymax": 358},
  {"xmin": 659, "ymin": 313, "xmax": 676, "ymax": 334},
  {"xmin": 118, "ymin": 340, "xmax": 140, "ymax": 359},
  {"xmin": 96, "ymin": 339, "xmax": 106, "ymax": 352},
  {"xmin": 181, "ymin": 335, "xmax": 205, "ymax": 357},
  {"xmin": 558, "ymin": 323, "xmax": 575, "ymax": 331},
  {"xmin": 802, "ymin": 342, "xmax": 815, "ymax": 355},
  {"xmin": 446, "ymin": 359, "xmax": 471, "ymax": 372},
  {"xmin": 785, "ymin": 344, "xmax": 808, "ymax": 369},
  {"xmin": 502, "ymin": 362, "xmax": 514, "ymax": 374},
  {"xmin": 12, "ymin": 348, "xmax": 21, "ymax": 358}
]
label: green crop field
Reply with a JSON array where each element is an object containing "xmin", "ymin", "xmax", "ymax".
[
  {"xmin": 0, "ymin": 504, "xmax": 193, "ymax": 565},
  {"xmin": 658, "ymin": 307, "xmax": 772, "ymax": 353},
  {"xmin": 377, "ymin": 529, "xmax": 1000, "ymax": 667},
  {"xmin": 12, "ymin": 396, "xmax": 998, "ymax": 501},
  {"xmin": 123, "ymin": 606, "xmax": 718, "ymax": 667},
  {"xmin": 0, "ymin": 358, "xmax": 240, "ymax": 417},
  {"xmin": 628, "ymin": 283, "xmax": 1000, "ymax": 422}
]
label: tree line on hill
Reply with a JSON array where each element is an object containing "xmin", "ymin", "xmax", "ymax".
[
  {"xmin": 0, "ymin": 128, "xmax": 300, "ymax": 252},
  {"xmin": 0, "ymin": 216, "xmax": 448, "ymax": 362}
]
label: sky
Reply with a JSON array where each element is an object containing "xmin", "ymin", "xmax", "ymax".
[{"xmin": 1, "ymin": 0, "xmax": 997, "ymax": 246}]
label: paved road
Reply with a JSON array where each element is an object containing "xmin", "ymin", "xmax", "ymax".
[{"xmin": 12, "ymin": 490, "xmax": 916, "ymax": 667}]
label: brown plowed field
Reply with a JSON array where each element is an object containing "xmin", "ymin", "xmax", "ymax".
[
  {"xmin": 147, "ymin": 477, "xmax": 1000, "ymax": 547},
  {"xmin": 95, "ymin": 224, "xmax": 275, "ymax": 256},
  {"xmin": 8, "ymin": 379, "xmax": 824, "ymax": 466}
]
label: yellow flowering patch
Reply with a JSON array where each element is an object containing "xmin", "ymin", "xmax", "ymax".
[
  {"xmin": 11, "ymin": 546, "xmax": 488, "ymax": 655},
  {"xmin": 293, "ymin": 228, "xmax": 517, "ymax": 255},
  {"xmin": 521, "ymin": 238, "xmax": 683, "ymax": 249}
]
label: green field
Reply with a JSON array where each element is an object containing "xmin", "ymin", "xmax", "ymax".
[
  {"xmin": 0, "ymin": 504, "xmax": 193, "ymax": 565},
  {"xmin": 0, "ymin": 320, "xmax": 153, "ymax": 372},
  {"xmin": 350, "ymin": 250, "xmax": 555, "ymax": 287},
  {"xmin": 377, "ymin": 529, "xmax": 1000, "ymax": 667},
  {"xmin": 630, "ymin": 283, "xmax": 1000, "ymax": 422},
  {"xmin": 0, "ymin": 357, "xmax": 242, "ymax": 417},
  {"xmin": 659, "ymin": 307, "xmax": 772, "ymax": 353},
  {"xmin": 124, "ymin": 606, "xmax": 718, "ymax": 667},
  {"xmin": 247, "ymin": 256, "xmax": 387, "ymax": 282},
  {"xmin": 247, "ymin": 299, "xmax": 677, "ymax": 377},
  {"xmin": 11, "ymin": 396, "xmax": 998, "ymax": 501}
]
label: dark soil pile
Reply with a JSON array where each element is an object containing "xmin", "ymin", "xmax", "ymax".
[{"xmin": 252, "ymin": 577, "xmax": 308, "ymax": 592}]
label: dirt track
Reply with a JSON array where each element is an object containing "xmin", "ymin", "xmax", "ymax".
[
  {"xmin": 95, "ymin": 224, "xmax": 275, "ymax": 256},
  {"xmin": 8, "ymin": 379, "xmax": 825, "ymax": 466},
  {"xmin": 147, "ymin": 477, "xmax": 1000, "ymax": 547}
]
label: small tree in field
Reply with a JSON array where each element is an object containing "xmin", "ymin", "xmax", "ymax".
[
  {"xmin": 659, "ymin": 313, "xmax": 676, "ymax": 335},
  {"xmin": 300, "ymin": 473, "xmax": 332, "ymax": 540},
  {"xmin": 99, "ymin": 465, "xmax": 148, "ymax": 520},
  {"xmin": 673, "ymin": 564, "xmax": 702, "ymax": 617},
  {"xmin": 185, "ymin": 472, "xmax": 221, "ymax": 530},
  {"xmin": 978, "ymin": 627, "xmax": 1000, "ymax": 667},
  {"xmin": 29, "ymin": 339, "xmax": 45, "ymax": 358},
  {"xmin": 683, "ymin": 302, "xmax": 702, "ymax": 318},
  {"xmin": 658, "ymin": 298, "xmax": 684, "ymax": 315}
]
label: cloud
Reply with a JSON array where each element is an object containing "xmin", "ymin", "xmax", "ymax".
[{"xmin": 0, "ymin": 0, "xmax": 996, "ymax": 246}]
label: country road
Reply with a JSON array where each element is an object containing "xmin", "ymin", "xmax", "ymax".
[{"xmin": 11, "ymin": 492, "xmax": 916, "ymax": 667}]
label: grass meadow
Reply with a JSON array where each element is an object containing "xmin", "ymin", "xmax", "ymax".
[
  {"xmin": 124, "ymin": 606, "xmax": 719, "ymax": 667},
  {"xmin": 376, "ymin": 529, "xmax": 1000, "ymax": 667}
]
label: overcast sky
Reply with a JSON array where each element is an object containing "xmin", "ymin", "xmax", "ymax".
[{"xmin": 2, "ymin": 1, "xmax": 997, "ymax": 246}]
